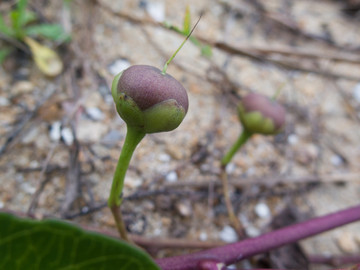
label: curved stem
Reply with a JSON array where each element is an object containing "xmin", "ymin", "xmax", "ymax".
[
  {"xmin": 108, "ymin": 126, "xmax": 145, "ymax": 240},
  {"xmin": 220, "ymin": 130, "xmax": 251, "ymax": 238},
  {"xmin": 221, "ymin": 129, "xmax": 252, "ymax": 166}
]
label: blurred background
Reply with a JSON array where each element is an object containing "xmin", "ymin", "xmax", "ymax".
[{"xmin": 1, "ymin": 0, "xmax": 360, "ymax": 269}]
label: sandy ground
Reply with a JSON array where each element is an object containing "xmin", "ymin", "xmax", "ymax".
[{"xmin": 1, "ymin": 0, "xmax": 360, "ymax": 269}]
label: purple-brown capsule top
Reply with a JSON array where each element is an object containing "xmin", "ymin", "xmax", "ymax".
[
  {"xmin": 238, "ymin": 92, "xmax": 286, "ymax": 135},
  {"xmin": 112, "ymin": 65, "xmax": 189, "ymax": 134}
]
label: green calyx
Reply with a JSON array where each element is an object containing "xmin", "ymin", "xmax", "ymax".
[
  {"xmin": 238, "ymin": 104, "xmax": 279, "ymax": 135},
  {"xmin": 114, "ymin": 93, "xmax": 186, "ymax": 134}
]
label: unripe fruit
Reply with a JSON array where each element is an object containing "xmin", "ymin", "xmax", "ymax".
[
  {"xmin": 111, "ymin": 65, "xmax": 189, "ymax": 134},
  {"xmin": 238, "ymin": 92, "xmax": 285, "ymax": 135}
]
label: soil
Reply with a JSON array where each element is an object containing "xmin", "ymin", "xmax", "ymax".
[{"xmin": 1, "ymin": 0, "xmax": 360, "ymax": 269}]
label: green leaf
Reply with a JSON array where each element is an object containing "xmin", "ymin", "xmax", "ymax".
[
  {"xmin": 10, "ymin": 0, "xmax": 29, "ymax": 38},
  {"xmin": 201, "ymin": 45, "xmax": 212, "ymax": 57},
  {"xmin": 22, "ymin": 10, "xmax": 37, "ymax": 25},
  {"xmin": 183, "ymin": 6, "xmax": 191, "ymax": 35},
  {"xmin": 0, "ymin": 213, "xmax": 160, "ymax": 270},
  {"xmin": 0, "ymin": 14, "xmax": 15, "ymax": 37},
  {"xmin": 0, "ymin": 48, "xmax": 12, "ymax": 64},
  {"xmin": 25, "ymin": 24, "xmax": 70, "ymax": 41},
  {"xmin": 16, "ymin": 0, "xmax": 29, "ymax": 27}
]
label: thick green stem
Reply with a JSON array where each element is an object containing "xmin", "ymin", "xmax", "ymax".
[
  {"xmin": 221, "ymin": 129, "xmax": 252, "ymax": 166},
  {"xmin": 108, "ymin": 126, "xmax": 145, "ymax": 240}
]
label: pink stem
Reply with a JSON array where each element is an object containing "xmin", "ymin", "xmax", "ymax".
[{"xmin": 156, "ymin": 204, "xmax": 360, "ymax": 270}]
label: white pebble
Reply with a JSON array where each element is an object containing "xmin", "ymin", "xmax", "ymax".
[
  {"xmin": 199, "ymin": 231, "xmax": 208, "ymax": 241},
  {"xmin": 254, "ymin": 202, "xmax": 271, "ymax": 219},
  {"xmin": 21, "ymin": 182, "xmax": 36, "ymax": 194},
  {"xmin": 154, "ymin": 228, "xmax": 162, "ymax": 236},
  {"xmin": 353, "ymin": 83, "xmax": 360, "ymax": 103},
  {"xmin": 146, "ymin": 2, "xmax": 165, "ymax": 22},
  {"xmin": 61, "ymin": 127, "xmax": 74, "ymax": 145},
  {"xmin": 287, "ymin": 134, "xmax": 299, "ymax": 145},
  {"xmin": 246, "ymin": 167, "xmax": 256, "ymax": 176},
  {"xmin": 0, "ymin": 201, "xmax": 4, "ymax": 208},
  {"xmin": 219, "ymin": 225, "xmax": 238, "ymax": 242},
  {"xmin": 225, "ymin": 163, "xmax": 236, "ymax": 174},
  {"xmin": 49, "ymin": 121, "xmax": 61, "ymax": 141},
  {"xmin": 245, "ymin": 226, "xmax": 261, "ymax": 237},
  {"xmin": 158, "ymin": 153, "xmax": 171, "ymax": 162},
  {"xmin": 108, "ymin": 59, "xmax": 130, "ymax": 76},
  {"xmin": 0, "ymin": 97, "xmax": 10, "ymax": 106},
  {"xmin": 165, "ymin": 171, "xmax": 178, "ymax": 182},
  {"xmin": 330, "ymin": 155, "xmax": 343, "ymax": 166},
  {"xmin": 86, "ymin": 107, "xmax": 104, "ymax": 121}
]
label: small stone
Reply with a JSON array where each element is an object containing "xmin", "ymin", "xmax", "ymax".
[
  {"xmin": 101, "ymin": 130, "xmax": 123, "ymax": 147},
  {"xmin": 0, "ymin": 97, "xmax": 10, "ymax": 106},
  {"xmin": 61, "ymin": 127, "xmax": 74, "ymax": 146},
  {"xmin": 336, "ymin": 232, "xmax": 358, "ymax": 253},
  {"xmin": 49, "ymin": 121, "xmax": 61, "ymax": 141},
  {"xmin": 254, "ymin": 202, "xmax": 271, "ymax": 219},
  {"xmin": 225, "ymin": 163, "xmax": 236, "ymax": 174},
  {"xmin": 330, "ymin": 155, "xmax": 343, "ymax": 166},
  {"xmin": 126, "ymin": 177, "xmax": 142, "ymax": 189},
  {"xmin": 146, "ymin": 1, "xmax": 165, "ymax": 22},
  {"xmin": 175, "ymin": 200, "xmax": 192, "ymax": 217},
  {"xmin": 158, "ymin": 153, "xmax": 171, "ymax": 163},
  {"xmin": 353, "ymin": 83, "xmax": 360, "ymax": 103},
  {"xmin": 166, "ymin": 144, "xmax": 184, "ymax": 160},
  {"xmin": 245, "ymin": 226, "xmax": 261, "ymax": 237},
  {"xmin": 108, "ymin": 59, "xmax": 130, "ymax": 76},
  {"xmin": 154, "ymin": 228, "xmax": 162, "ymax": 236},
  {"xmin": 12, "ymin": 81, "xmax": 34, "ymax": 95},
  {"xmin": 246, "ymin": 167, "xmax": 256, "ymax": 176},
  {"xmin": 288, "ymin": 134, "xmax": 299, "ymax": 145},
  {"xmin": 199, "ymin": 231, "xmax": 208, "ymax": 241},
  {"xmin": 86, "ymin": 107, "xmax": 104, "ymax": 121},
  {"xmin": 77, "ymin": 121, "xmax": 108, "ymax": 142},
  {"xmin": 20, "ymin": 182, "xmax": 36, "ymax": 194},
  {"xmin": 219, "ymin": 225, "xmax": 238, "ymax": 242},
  {"xmin": 165, "ymin": 171, "xmax": 178, "ymax": 183}
]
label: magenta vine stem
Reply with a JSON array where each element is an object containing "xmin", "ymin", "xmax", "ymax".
[{"xmin": 156, "ymin": 204, "xmax": 360, "ymax": 270}]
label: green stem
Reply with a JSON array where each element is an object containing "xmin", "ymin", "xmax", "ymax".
[
  {"xmin": 161, "ymin": 14, "xmax": 202, "ymax": 75},
  {"xmin": 108, "ymin": 126, "xmax": 145, "ymax": 241},
  {"xmin": 108, "ymin": 126, "xmax": 145, "ymax": 207},
  {"xmin": 221, "ymin": 129, "xmax": 252, "ymax": 166}
]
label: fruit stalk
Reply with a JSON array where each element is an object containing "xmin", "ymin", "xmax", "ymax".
[{"xmin": 108, "ymin": 126, "xmax": 145, "ymax": 241}]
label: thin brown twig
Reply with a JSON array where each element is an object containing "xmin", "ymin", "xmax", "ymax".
[
  {"xmin": 163, "ymin": 173, "xmax": 360, "ymax": 189},
  {"xmin": 27, "ymin": 143, "xmax": 58, "ymax": 215},
  {"xmin": 220, "ymin": 168, "xmax": 245, "ymax": 238}
]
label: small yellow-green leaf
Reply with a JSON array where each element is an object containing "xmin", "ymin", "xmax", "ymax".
[
  {"xmin": 24, "ymin": 37, "xmax": 63, "ymax": 77},
  {"xmin": 183, "ymin": 5, "xmax": 191, "ymax": 35}
]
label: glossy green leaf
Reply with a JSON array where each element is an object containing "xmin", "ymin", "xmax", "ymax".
[{"xmin": 0, "ymin": 213, "xmax": 160, "ymax": 270}]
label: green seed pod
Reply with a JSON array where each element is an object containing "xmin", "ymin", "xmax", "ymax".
[
  {"xmin": 238, "ymin": 92, "xmax": 285, "ymax": 135},
  {"xmin": 111, "ymin": 65, "xmax": 189, "ymax": 134}
]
